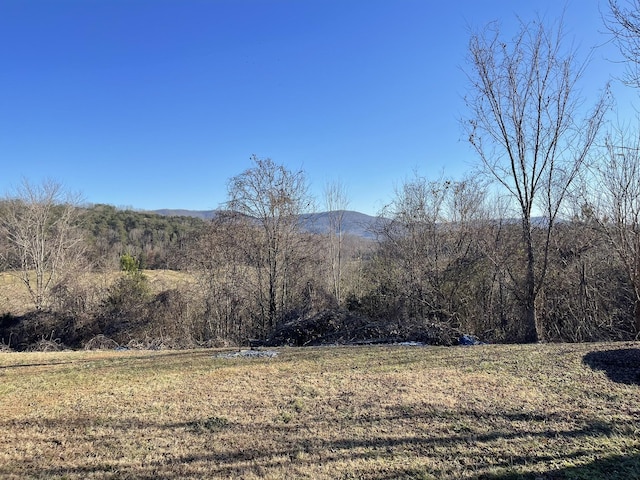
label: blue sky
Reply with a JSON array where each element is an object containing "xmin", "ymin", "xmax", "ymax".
[{"xmin": 0, "ymin": 0, "xmax": 634, "ymax": 215}]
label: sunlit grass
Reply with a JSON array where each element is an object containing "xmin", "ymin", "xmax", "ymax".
[
  {"xmin": 1, "ymin": 343, "xmax": 639, "ymax": 479},
  {"xmin": 0, "ymin": 269, "xmax": 195, "ymax": 317},
  {"xmin": 0, "ymin": 272, "xmax": 31, "ymax": 315}
]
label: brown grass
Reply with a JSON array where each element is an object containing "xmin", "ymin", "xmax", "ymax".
[
  {"xmin": 0, "ymin": 270, "xmax": 195, "ymax": 316},
  {"xmin": 0, "ymin": 272, "xmax": 32, "ymax": 315},
  {"xmin": 1, "ymin": 342, "xmax": 639, "ymax": 479}
]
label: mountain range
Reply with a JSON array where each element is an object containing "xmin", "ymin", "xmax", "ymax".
[{"xmin": 153, "ymin": 209, "xmax": 384, "ymax": 240}]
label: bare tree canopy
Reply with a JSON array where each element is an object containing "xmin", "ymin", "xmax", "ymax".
[
  {"xmin": 464, "ymin": 17, "xmax": 609, "ymax": 342},
  {"xmin": 606, "ymin": 0, "xmax": 640, "ymax": 88},
  {"xmin": 586, "ymin": 125, "xmax": 640, "ymax": 334},
  {"xmin": 226, "ymin": 155, "xmax": 314, "ymax": 335},
  {"xmin": 0, "ymin": 179, "xmax": 84, "ymax": 310},
  {"xmin": 376, "ymin": 174, "xmax": 486, "ymax": 330},
  {"xmin": 324, "ymin": 180, "xmax": 350, "ymax": 305}
]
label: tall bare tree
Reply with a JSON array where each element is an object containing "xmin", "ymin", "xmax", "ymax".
[
  {"xmin": 606, "ymin": 0, "xmax": 640, "ymax": 88},
  {"xmin": 0, "ymin": 179, "xmax": 85, "ymax": 310},
  {"xmin": 324, "ymin": 181, "xmax": 349, "ymax": 305},
  {"xmin": 465, "ymin": 18, "xmax": 609, "ymax": 342},
  {"xmin": 227, "ymin": 155, "xmax": 313, "ymax": 335}
]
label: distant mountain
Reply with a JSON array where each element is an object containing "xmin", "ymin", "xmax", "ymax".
[
  {"xmin": 153, "ymin": 209, "xmax": 218, "ymax": 220},
  {"xmin": 152, "ymin": 209, "xmax": 385, "ymax": 239},
  {"xmin": 300, "ymin": 211, "xmax": 385, "ymax": 239}
]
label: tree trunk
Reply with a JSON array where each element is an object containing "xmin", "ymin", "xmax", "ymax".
[
  {"xmin": 522, "ymin": 288, "xmax": 539, "ymax": 343},
  {"xmin": 523, "ymin": 224, "xmax": 539, "ymax": 343}
]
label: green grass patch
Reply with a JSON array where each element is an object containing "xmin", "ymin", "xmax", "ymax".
[{"xmin": 0, "ymin": 343, "xmax": 639, "ymax": 479}]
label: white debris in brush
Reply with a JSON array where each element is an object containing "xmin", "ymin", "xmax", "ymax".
[{"xmin": 216, "ymin": 350, "xmax": 279, "ymax": 359}]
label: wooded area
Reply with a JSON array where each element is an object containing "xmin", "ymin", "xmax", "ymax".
[
  {"xmin": 0, "ymin": 168, "xmax": 637, "ymax": 350},
  {"xmin": 3, "ymin": 3, "xmax": 640, "ymax": 350}
]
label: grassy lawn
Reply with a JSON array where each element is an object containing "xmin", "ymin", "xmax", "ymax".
[{"xmin": 0, "ymin": 342, "xmax": 639, "ymax": 479}]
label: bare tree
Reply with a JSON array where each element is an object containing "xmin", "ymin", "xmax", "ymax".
[
  {"xmin": 0, "ymin": 179, "xmax": 85, "ymax": 310},
  {"xmin": 324, "ymin": 181, "xmax": 349, "ymax": 305},
  {"xmin": 227, "ymin": 155, "xmax": 314, "ymax": 335},
  {"xmin": 603, "ymin": 1, "xmax": 640, "ymax": 335},
  {"xmin": 465, "ymin": 17, "xmax": 609, "ymax": 341},
  {"xmin": 585, "ymin": 127, "xmax": 640, "ymax": 334},
  {"xmin": 187, "ymin": 212, "xmax": 255, "ymax": 343},
  {"xmin": 605, "ymin": 0, "xmax": 640, "ymax": 88},
  {"xmin": 374, "ymin": 174, "xmax": 486, "ymax": 336}
]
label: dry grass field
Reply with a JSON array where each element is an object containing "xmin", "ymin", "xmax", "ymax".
[
  {"xmin": 0, "ymin": 270, "xmax": 196, "ymax": 317},
  {"xmin": 1, "ymin": 342, "xmax": 639, "ymax": 479},
  {"xmin": 0, "ymin": 272, "xmax": 32, "ymax": 316}
]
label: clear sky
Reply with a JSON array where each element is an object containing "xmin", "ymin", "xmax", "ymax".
[{"xmin": 0, "ymin": 0, "xmax": 635, "ymax": 215}]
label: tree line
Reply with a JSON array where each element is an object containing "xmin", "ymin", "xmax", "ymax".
[{"xmin": 2, "ymin": 2, "xmax": 640, "ymax": 349}]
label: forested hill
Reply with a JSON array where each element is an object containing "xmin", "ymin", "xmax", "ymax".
[{"xmin": 79, "ymin": 204, "xmax": 207, "ymax": 270}]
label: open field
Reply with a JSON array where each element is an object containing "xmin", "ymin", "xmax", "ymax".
[
  {"xmin": 1, "ymin": 342, "xmax": 639, "ymax": 479},
  {"xmin": 0, "ymin": 270, "xmax": 195, "ymax": 317},
  {"xmin": 0, "ymin": 272, "xmax": 31, "ymax": 316}
]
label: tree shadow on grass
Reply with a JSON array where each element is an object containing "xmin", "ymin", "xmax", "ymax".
[
  {"xmin": 11, "ymin": 415, "xmax": 625, "ymax": 480},
  {"xmin": 477, "ymin": 452, "xmax": 640, "ymax": 479},
  {"xmin": 1, "ymin": 393, "xmax": 634, "ymax": 479},
  {"xmin": 0, "ymin": 360, "xmax": 74, "ymax": 369},
  {"xmin": 582, "ymin": 348, "xmax": 640, "ymax": 385}
]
